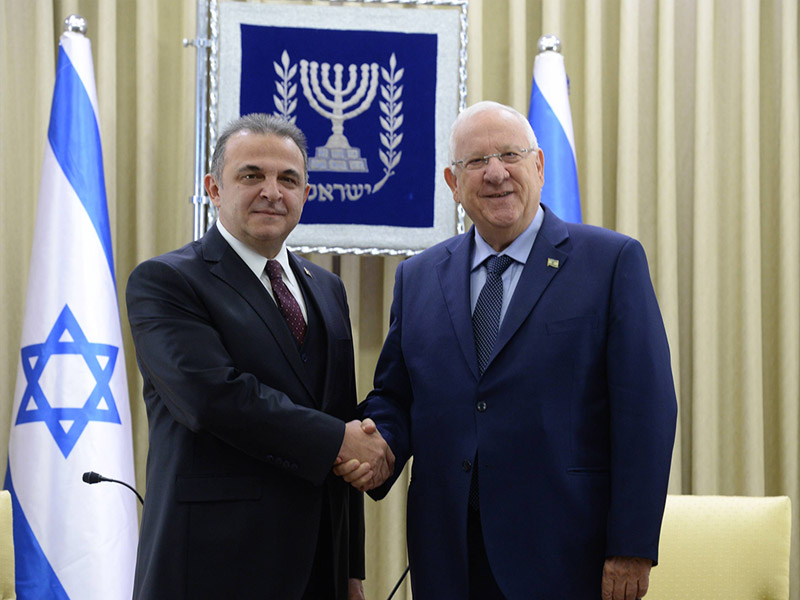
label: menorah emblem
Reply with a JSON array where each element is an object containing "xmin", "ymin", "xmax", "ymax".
[{"xmin": 299, "ymin": 59, "xmax": 380, "ymax": 172}]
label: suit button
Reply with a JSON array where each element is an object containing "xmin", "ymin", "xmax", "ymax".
[
  {"xmin": 476, "ymin": 401, "xmax": 487, "ymax": 412},
  {"xmin": 300, "ymin": 352, "xmax": 308, "ymax": 363},
  {"xmin": 462, "ymin": 460, "xmax": 472, "ymax": 472}
]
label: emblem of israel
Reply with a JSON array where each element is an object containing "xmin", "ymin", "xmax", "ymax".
[
  {"xmin": 273, "ymin": 51, "xmax": 404, "ymax": 199},
  {"xmin": 300, "ymin": 59, "xmax": 379, "ymax": 172}
]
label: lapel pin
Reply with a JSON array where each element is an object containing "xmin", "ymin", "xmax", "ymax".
[
  {"xmin": 547, "ymin": 258, "xmax": 560, "ymax": 269},
  {"xmin": 304, "ymin": 267, "xmax": 312, "ymax": 278}
]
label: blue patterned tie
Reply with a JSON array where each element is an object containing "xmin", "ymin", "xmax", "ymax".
[{"xmin": 472, "ymin": 255, "xmax": 514, "ymax": 375}]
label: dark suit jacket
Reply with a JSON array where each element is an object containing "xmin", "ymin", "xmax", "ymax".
[
  {"xmin": 361, "ymin": 206, "xmax": 677, "ymax": 600},
  {"xmin": 126, "ymin": 225, "xmax": 364, "ymax": 600}
]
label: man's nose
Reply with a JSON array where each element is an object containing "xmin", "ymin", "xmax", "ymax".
[
  {"xmin": 483, "ymin": 156, "xmax": 509, "ymax": 183},
  {"xmin": 259, "ymin": 177, "xmax": 282, "ymax": 200}
]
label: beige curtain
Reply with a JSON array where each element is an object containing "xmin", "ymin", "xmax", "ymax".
[{"xmin": 1, "ymin": 1, "xmax": 798, "ymax": 599}]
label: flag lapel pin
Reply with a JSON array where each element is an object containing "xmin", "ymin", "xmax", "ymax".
[
  {"xmin": 304, "ymin": 267, "xmax": 312, "ymax": 278},
  {"xmin": 547, "ymin": 258, "xmax": 560, "ymax": 269}
]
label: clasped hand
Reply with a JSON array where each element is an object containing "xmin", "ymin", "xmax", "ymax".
[{"xmin": 335, "ymin": 418, "xmax": 394, "ymax": 491}]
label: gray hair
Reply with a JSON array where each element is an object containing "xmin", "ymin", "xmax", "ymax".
[
  {"xmin": 210, "ymin": 113, "xmax": 309, "ymax": 184},
  {"xmin": 448, "ymin": 101, "xmax": 538, "ymax": 163}
]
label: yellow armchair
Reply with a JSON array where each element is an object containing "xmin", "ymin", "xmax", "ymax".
[
  {"xmin": 648, "ymin": 494, "xmax": 792, "ymax": 600},
  {"xmin": 0, "ymin": 490, "xmax": 15, "ymax": 599}
]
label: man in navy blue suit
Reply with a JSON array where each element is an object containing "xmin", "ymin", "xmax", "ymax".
[{"xmin": 337, "ymin": 101, "xmax": 677, "ymax": 600}]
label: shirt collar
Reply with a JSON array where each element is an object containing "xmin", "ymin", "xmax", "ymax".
[
  {"xmin": 471, "ymin": 204, "xmax": 544, "ymax": 271},
  {"xmin": 215, "ymin": 220, "xmax": 292, "ymax": 281}
]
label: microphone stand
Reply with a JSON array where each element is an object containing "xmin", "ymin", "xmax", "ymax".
[{"xmin": 386, "ymin": 565, "xmax": 410, "ymax": 600}]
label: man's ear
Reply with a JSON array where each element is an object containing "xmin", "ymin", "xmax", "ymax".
[
  {"xmin": 444, "ymin": 166, "xmax": 459, "ymax": 202},
  {"xmin": 205, "ymin": 173, "xmax": 221, "ymax": 209},
  {"xmin": 536, "ymin": 148, "xmax": 545, "ymax": 186}
]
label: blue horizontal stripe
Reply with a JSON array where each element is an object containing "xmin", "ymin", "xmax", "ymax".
[
  {"xmin": 4, "ymin": 464, "xmax": 70, "ymax": 600},
  {"xmin": 528, "ymin": 80, "xmax": 582, "ymax": 223},
  {"xmin": 48, "ymin": 45, "xmax": 115, "ymax": 284}
]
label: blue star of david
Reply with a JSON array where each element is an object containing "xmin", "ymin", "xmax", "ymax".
[{"xmin": 16, "ymin": 304, "xmax": 121, "ymax": 458}]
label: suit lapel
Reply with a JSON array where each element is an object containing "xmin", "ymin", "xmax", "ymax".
[
  {"xmin": 201, "ymin": 227, "xmax": 314, "ymax": 398},
  {"xmin": 436, "ymin": 231, "xmax": 481, "ymax": 379},
  {"xmin": 288, "ymin": 253, "xmax": 335, "ymax": 409},
  {"xmin": 435, "ymin": 212, "xmax": 571, "ymax": 379},
  {"xmin": 490, "ymin": 208, "xmax": 570, "ymax": 368}
]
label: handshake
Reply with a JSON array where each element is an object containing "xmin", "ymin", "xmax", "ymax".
[{"xmin": 334, "ymin": 418, "xmax": 395, "ymax": 492}]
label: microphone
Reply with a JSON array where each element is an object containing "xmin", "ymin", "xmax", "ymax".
[
  {"xmin": 82, "ymin": 471, "xmax": 105, "ymax": 484},
  {"xmin": 82, "ymin": 471, "xmax": 144, "ymax": 505}
]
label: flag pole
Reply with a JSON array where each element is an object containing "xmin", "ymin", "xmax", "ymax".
[
  {"xmin": 538, "ymin": 33, "xmax": 560, "ymax": 53},
  {"xmin": 64, "ymin": 13, "xmax": 87, "ymax": 36},
  {"xmin": 183, "ymin": 0, "xmax": 211, "ymax": 241}
]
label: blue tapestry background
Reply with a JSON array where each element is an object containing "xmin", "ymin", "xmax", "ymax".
[{"xmin": 239, "ymin": 24, "xmax": 438, "ymax": 228}]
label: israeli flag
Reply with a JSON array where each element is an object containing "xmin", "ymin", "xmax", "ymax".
[
  {"xmin": 528, "ymin": 36, "xmax": 582, "ymax": 223},
  {"xmin": 4, "ymin": 21, "xmax": 137, "ymax": 599}
]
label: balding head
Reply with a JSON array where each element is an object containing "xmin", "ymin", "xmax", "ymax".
[{"xmin": 448, "ymin": 101, "xmax": 538, "ymax": 164}]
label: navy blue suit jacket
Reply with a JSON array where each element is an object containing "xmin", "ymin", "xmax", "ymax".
[
  {"xmin": 361, "ymin": 206, "xmax": 677, "ymax": 599},
  {"xmin": 126, "ymin": 225, "xmax": 364, "ymax": 599}
]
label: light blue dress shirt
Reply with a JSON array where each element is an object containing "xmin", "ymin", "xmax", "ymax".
[{"xmin": 470, "ymin": 205, "xmax": 544, "ymax": 324}]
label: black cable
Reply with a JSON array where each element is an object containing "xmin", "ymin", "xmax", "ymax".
[{"xmin": 386, "ymin": 565, "xmax": 410, "ymax": 600}]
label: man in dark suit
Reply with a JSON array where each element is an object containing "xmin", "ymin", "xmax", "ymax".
[
  {"xmin": 337, "ymin": 102, "xmax": 677, "ymax": 600},
  {"xmin": 126, "ymin": 113, "xmax": 393, "ymax": 600}
]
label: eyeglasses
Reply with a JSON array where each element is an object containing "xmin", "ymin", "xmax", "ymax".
[{"xmin": 451, "ymin": 147, "xmax": 537, "ymax": 171}]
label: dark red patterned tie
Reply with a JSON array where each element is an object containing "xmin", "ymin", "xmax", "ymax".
[{"xmin": 265, "ymin": 260, "xmax": 307, "ymax": 346}]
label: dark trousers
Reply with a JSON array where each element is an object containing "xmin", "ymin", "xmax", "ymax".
[
  {"xmin": 468, "ymin": 505, "xmax": 506, "ymax": 600},
  {"xmin": 302, "ymin": 495, "xmax": 335, "ymax": 600}
]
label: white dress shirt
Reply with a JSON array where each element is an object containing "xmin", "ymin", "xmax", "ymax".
[{"xmin": 215, "ymin": 220, "xmax": 308, "ymax": 321}]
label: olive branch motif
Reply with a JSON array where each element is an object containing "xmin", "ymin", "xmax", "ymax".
[
  {"xmin": 271, "ymin": 50, "xmax": 403, "ymax": 194},
  {"xmin": 373, "ymin": 53, "xmax": 403, "ymax": 193},
  {"xmin": 272, "ymin": 50, "xmax": 297, "ymax": 123}
]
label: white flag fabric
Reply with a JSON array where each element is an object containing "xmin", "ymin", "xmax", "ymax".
[
  {"xmin": 4, "ymin": 28, "xmax": 137, "ymax": 599},
  {"xmin": 528, "ymin": 48, "xmax": 582, "ymax": 223}
]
